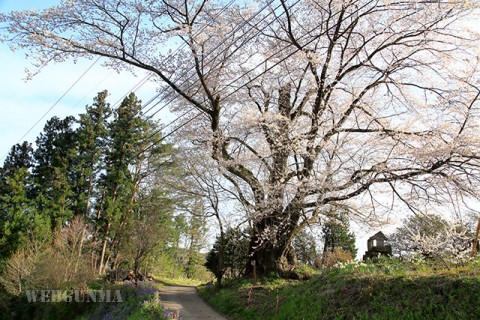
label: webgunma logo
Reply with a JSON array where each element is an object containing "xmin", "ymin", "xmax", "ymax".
[{"xmin": 25, "ymin": 290, "xmax": 123, "ymax": 303}]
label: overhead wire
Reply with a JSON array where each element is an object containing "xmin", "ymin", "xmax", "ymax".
[
  {"xmin": 138, "ymin": 0, "xmax": 366, "ymax": 157},
  {"xmin": 139, "ymin": 0, "xmax": 278, "ymax": 121},
  {"xmin": 111, "ymin": 73, "xmax": 152, "ymax": 108},
  {"xmin": 61, "ymin": 68, "xmax": 115, "ymax": 118},
  {"xmin": 140, "ymin": 0, "xmax": 281, "ymax": 123},
  {"xmin": 105, "ymin": 0, "xmax": 240, "ymax": 135},
  {"xmin": 118, "ymin": 0, "xmax": 284, "ymax": 161},
  {"xmin": 137, "ymin": 0, "xmax": 239, "ymax": 116},
  {"xmin": 1, "ymin": 56, "xmax": 101, "ymax": 163},
  {"xmin": 137, "ymin": 0, "xmax": 302, "ymax": 156},
  {"xmin": 137, "ymin": 0, "xmax": 289, "ymax": 147}
]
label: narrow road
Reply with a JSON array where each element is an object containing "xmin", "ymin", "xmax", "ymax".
[{"xmin": 159, "ymin": 286, "xmax": 226, "ymax": 320}]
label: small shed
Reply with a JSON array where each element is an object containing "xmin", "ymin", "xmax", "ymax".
[{"xmin": 362, "ymin": 231, "xmax": 392, "ymax": 261}]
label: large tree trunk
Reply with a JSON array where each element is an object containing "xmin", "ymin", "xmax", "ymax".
[
  {"xmin": 246, "ymin": 238, "xmax": 296, "ymax": 277},
  {"xmin": 244, "ymin": 85, "xmax": 300, "ymax": 276},
  {"xmin": 246, "ymin": 213, "xmax": 299, "ymax": 277}
]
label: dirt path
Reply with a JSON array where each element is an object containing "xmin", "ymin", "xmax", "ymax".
[{"xmin": 159, "ymin": 286, "xmax": 226, "ymax": 320}]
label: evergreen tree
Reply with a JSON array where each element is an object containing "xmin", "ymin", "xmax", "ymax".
[
  {"xmin": 1, "ymin": 142, "xmax": 34, "ymax": 179},
  {"xmin": 96, "ymin": 92, "xmax": 168, "ymax": 273},
  {"xmin": 71, "ymin": 90, "xmax": 112, "ymax": 219},
  {"xmin": 67, "ymin": 91, "xmax": 113, "ymax": 272},
  {"xmin": 0, "ymin": 141, "xmax": 34, "ymax": 200},
  {"xmin": 33, "ymin": 116, "xmax": 77, "ymax": 230},
  {"xmin": 0, "ymin": 143, "xmax": 50, "ymax": 260},
  {"xmin": 322, "ymin": 213, "xmax": 357, "ymax": 259},
  {"xmin": 205, "ymin": 227, "xmax": 250, "ymax": 283},
  {"xmin": 292, "ymin": 230, "xmax": 318, "ymax": 267}
]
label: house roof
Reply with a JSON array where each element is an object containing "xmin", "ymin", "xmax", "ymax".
[{"xmin": 368, "ymin": 231, "xmax": 387, "ymax": 241}]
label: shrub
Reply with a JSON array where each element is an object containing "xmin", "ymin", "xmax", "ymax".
[{"xmin": 321, "ymin": 248, "xmax": 354, "ymax": 269}]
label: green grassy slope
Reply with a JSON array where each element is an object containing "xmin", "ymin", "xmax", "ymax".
[{"xmin": 199, "ymin": 258, "xmax": 480, "ymax": 320}]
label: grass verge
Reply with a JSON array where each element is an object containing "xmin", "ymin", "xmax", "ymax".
[{"xmin": 198, "ymin": 257, "xmax": 480, "ymax": 320}]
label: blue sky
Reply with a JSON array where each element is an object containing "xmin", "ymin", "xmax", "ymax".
[
  {"xmin": 0, "ymin": 0, "xmax": 161, "ymax": 162},
  {"xmin": 0, "ymin": 0, "xmax": 57, "ymax": 11}
]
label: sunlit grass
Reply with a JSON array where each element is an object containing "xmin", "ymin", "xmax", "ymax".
[
  {"xmin": 156, "ymin": 276, "xmax": 205, "ymax": 287},
  {"xmin": 199, "ymin": 256, "xmax": 480, "ymax": 320}
]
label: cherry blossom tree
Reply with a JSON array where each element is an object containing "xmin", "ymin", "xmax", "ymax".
[
  {"xmin": 390, "ymin": 214, "xmax": 472, "ymax": 261},
  {"xmin": 2, "ymin": 0, "xmax": 480, "ymax": 275}
]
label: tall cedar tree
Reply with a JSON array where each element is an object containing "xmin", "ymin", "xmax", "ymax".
[
  {"xmin": 72, "ymin": 90, "xmax": 112, "ymax": 219},
  {"xmin": 322, "ymin": 214, "xmax": 357, "ymax": 259},
  {"xmin": 0, "ymin": 142, "xmax": 48, "ymax": 259},
  {"xmin": 33, "ymin": 116, "xmax": 77, "ymax": 231},
  {"xmin": 97, "ymin": 93, "xmax": 164, "ymax": 273}
]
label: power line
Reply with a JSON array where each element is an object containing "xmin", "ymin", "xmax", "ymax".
[
  {"xmin": 138, "ymin": 0, "xmax": 360, "ymax": 157},
  {"xmin": 119, "ymin": 0, "xmax": 240, "ymax": 116},
  {"xmin": 112, "ymin": 73, "xmax": 153, "ymax": 108},
  {"xmin": 137, "ymin": 0, "xmax": 301, "ymax": 152},
  {"xmin": 137, "ymin": 0, "xmax": 290, "ymax": 148},
  {"xmin": 108, "ymin": 0, "xmax": 239, "ymax": 126},
  {"xmin": 93, "ymin": 1, "xmax": 235, "ymax": 112},
  {"xmin": 1, "ymin": 56, "xmax": 101, "ymax": 163},
  {"xmin": 136, "ymin": 1, "xmax": 303, "ymax": 156},
  {"xmin": 137, "ymin": 0, "xmax": 241, "ymax": 116},
  {"xmin": 140, "ymin": 41, "xmax": 298, "ymax": 156},
  {"xmin": 140, "ymin": 0, "xmax": 278, "ymax": 121},
  {"xmin": 115, "ymin": 0, "xmax": 277, "ymax": 156},
  {"xmin": 61, "ymin": 69, "xmax": 115, "ymax": 118}
]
